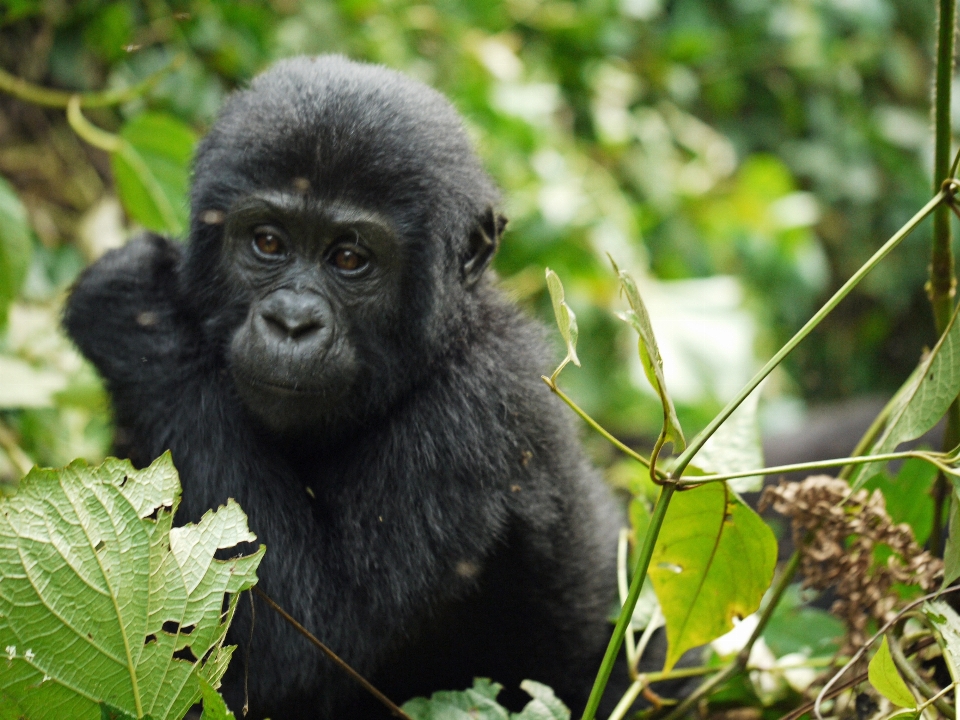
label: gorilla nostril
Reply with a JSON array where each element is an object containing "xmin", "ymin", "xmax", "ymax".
[
  {"xmin": 288, "ymin": 319, "xmax": 321, "ymax": 340},
  {"xmin": 261, "ymin": 312, "xmax": 322, "ymax": 341}
]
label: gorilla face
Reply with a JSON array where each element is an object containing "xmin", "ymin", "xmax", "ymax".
[
  {"xmin": 179, "ymin": 57, "xmax": 505, "ymax": 438},
  {"xmin": 220, "ymin": 191, "xmax": 407, "ymax": 434}
]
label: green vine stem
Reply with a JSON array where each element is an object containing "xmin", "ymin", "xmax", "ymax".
[
  {"xmin": 581, "ymin": 483, "xmax": 676, "ymax": 720},
  {"xmin": 928, "ymin": 0, "xmax": 960, "ymax": 556},
  {"xmin": 677, "ymin": 448, "xmax": 960, "ymax": 486},
  {"xmin": 67, "ymin": 96, "xmax": 181, "ymax": 232},
  {"xmin": 670, "ymin": 189, "xmax": 948, "ymax": 481},
  {"xmin": 0, "ymin": 54, "xmax": 185, "ymax": 108},
  {"xmin": 543, "ymin": 378, "xmax": 663, "ymax": 476}
]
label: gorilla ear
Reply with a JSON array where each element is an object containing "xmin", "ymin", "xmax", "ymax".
[{"xmin": 463, "ymin": 207, "xmax": 507, "ymax": 287}]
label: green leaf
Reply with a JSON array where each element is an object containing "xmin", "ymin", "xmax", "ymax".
[
  {"xmin": 865, "ymin": 460, "xmax": 937, "ymax": 547},
  {"xmin": 650, "ymin": 482, "xmax": 777, "ymax": 670},
  {"xmin": 762, "ymin": 585, "xmax": 843, "ymax": 658},
  {"xmin": 851, "ymin": 300, "xmax": 960, "ymax": 488},
  {"xmin": 610, "ymin": 258, "xmax": 685, "ymax": 454},
  {"xmin": 100, "ymin": 704, "xmax": 144, "ymax": 720},
  {"xmin": 0, "ymin": 453, "xmax": 264, "ymax": 720},
  {"xmin": 0, "ymin": 176, "xmax": 33, "ymax": 328},
  {"xmin": 111, "ymin": 113, "xmax": 197, "ymax": 236},
  {"xmin": 199, "ymin": 678, "xmax": 235, "ymax": 720},
  {"xmin": 402, "ymin": 678, "xmax": 510, "ymax": 720},
  {"xmin": 544, "ymin": 268, "xmax": 580, "ymax": 378},
  {"xmin": 925, "ymin": 600, "xmax": 960, "ymax": 678},
  {"xmin": 695, "ymin": 387, "xmax": 764, "ymax": 492},
  {"xmin": 943, "ymin": 491, "xmax": 960, "ymax": 587},
  {"xmin": 513, "ymin": 681, "xmax": 569, "ymax": 720},
  {"xmin": 868, "ymin": 636, "xmax": 915, "ymax": 708},
  {"xmin": 0, "ymin": 694, "xmax": 25, "ymax": 720}
]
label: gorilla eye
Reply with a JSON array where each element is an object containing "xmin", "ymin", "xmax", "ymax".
[
  {"xmin": 253, "ymin": 228, "xmax": 285, "ymax": 257},
  {"xmin": 330, "ymin": 247, "xmax": 369, "ymax": 274}
]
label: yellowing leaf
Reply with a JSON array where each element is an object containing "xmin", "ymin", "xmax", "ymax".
[
  {"xmin": 650, "ymin": 482, "xmax": 777, "ymax": 670},
  {"xmin": 868, "ymin": 636, "xmax": 916, "ymax": 708},
  {"xmin": 0, "ymin": 453, "xmax": 264, "ymax": 720}
]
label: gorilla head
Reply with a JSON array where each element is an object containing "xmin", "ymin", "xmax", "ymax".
[{"xmin": 183, "ymin": 57, "xmax": 504, "ymax": 434}]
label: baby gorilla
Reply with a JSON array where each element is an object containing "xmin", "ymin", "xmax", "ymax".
[{"xmin": 65, "ymin": 56, "xmax": 622, "ymax": 718}]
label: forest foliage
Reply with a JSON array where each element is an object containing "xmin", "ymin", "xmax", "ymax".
[{"xmin": 3, "ymin": 1, "xmax": 960, "ymax": 719}]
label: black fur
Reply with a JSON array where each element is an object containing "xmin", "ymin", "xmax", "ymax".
[{"xmin": 64, "ymin": 56, "xmax": 623, "ymax": 718}]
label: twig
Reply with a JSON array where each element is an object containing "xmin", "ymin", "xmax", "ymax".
[
  {"xmin": 661, "ymin": 550, "xmax": 801, "ymax": 720},
  {"xmin": 0, "ymin": 54, "xmax": 185, "ymax": 108},
  {"xmin": 253, "ymin": 587, "xmax": 413, "ymax": 720}
]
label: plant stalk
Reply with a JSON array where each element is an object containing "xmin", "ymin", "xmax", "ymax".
[
  {"xmin": 0, "ymin": 54, "xmax": 185, "ymax": 108},
  {"xmin": 672, "ymin": 190, "xmax": 947, "ymax": 480},
  {"xmin": 581, "ymin": 483, "xmax": 676, "ymax": 720},
  {"xmin": 929, "ymin": 0, "xmax": 960, "ymax": 557}
]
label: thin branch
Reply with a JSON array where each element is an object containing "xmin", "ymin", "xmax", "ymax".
[
  {"xmin": 253, "ymin": 587, "xmax": 413, "ymax": 720},
  {"xmin": 0, "ymin": 54, "xmax": 185, "ymax": 108}
]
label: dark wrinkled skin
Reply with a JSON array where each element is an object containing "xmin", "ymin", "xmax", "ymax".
[{"xmin": 64, "ymin": 56, "xmax": 637, "ymax": 719}]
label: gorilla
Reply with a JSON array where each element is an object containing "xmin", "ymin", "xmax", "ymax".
[{"xmin": 64, "ymin": 56, "xmax": 624, "ymax": 718}]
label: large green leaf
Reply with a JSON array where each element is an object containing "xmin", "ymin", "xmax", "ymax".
[
  {"xmin": 111, "ymin": 113, "xmax": 197, "ymax": 236},
  {"xmin": 851, "ymin": 300, "xmax": 960, "ymax": 488},
  {"xmin": 695, "ymin": 387, "xmax": 764, "ymax": 492},
  {"xmin": 650, "ymin": 482, "xmax": 777, "ymax": 670},
  {"xmin": 611, "ymin": 259, "xmax": 685, "ymax": 454},
  {"xmin": 0, "ymin": 176, "xmax": 32, "ymax": 328},
  {"xmin": 868, "ymin": 636, "xmax": 915, "ymax": 709},
  {"xmin": 0, "ymin": 453, "xmax": 264, "ymax": 720}
]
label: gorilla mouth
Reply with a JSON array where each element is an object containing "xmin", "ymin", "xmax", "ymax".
[{"xmin": 232, "ymin": 369, "xmax": 328, "ymax": 396}]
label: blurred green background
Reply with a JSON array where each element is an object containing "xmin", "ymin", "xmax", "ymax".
[{"xmin": 0, "ymin": 0, "xmax": 950, "ymax": 479}]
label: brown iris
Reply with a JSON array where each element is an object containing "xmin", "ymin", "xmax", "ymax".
[
  {"xmin": 254, "ymin": 230, "xmax": 283, "ymax": 256},
  {"xmin": 331, "ymin": 248, "xmax": 365, "ymax": 272}
]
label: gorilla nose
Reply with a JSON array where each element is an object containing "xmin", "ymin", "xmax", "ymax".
[{"xmin": 258, "ymin": 290, "xmax": 326, "ymax": 342}]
